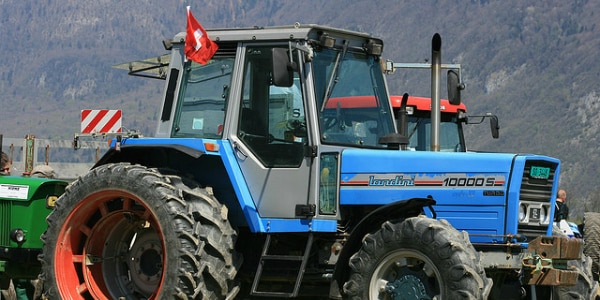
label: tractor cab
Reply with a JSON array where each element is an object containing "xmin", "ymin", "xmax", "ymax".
[{"xmin": 161, "ymin": 28, "xmax": 396, "ymax": 152}]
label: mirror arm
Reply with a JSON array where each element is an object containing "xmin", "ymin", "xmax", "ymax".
[{"xmin": 465, "ymin": 115, "xmax": 486, "ymax": 125}]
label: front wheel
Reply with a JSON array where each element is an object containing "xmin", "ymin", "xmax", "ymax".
[
  {"xmin": 343, "ymin": 216, "xmax": 492, "ymax": 299},
  {"xmin": 39, "ymin": 163, "xmax": 241, "ymax": 299},
  {"xmin": 553, "ymin": 255, "xmax": 599, "ymax": 300}
]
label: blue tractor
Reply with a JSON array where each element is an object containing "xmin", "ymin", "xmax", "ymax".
[{"xmin": 40, "ymin": 24, "xmax": 587, "ymax": 299}]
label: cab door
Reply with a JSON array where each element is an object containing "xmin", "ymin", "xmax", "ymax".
[{"xmin": 232, "ymin": 45, "xmax": 313, "ymax": 219}]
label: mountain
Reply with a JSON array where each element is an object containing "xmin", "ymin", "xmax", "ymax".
[{"xmin": 1, "ymin": 0, "xmax": 599, "ymax": 218}]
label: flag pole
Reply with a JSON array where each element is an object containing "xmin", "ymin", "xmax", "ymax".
[{"xmin": 184, "ymin": 6, "xmax": 190, "ymax": 62}]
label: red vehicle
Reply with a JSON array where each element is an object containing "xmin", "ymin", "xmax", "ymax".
[{"xmin": 391, "ymin": 95, "xmax": 469, "ymax": 152}]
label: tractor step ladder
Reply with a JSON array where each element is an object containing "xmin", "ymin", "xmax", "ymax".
[{"xmin": 251, "ymin": 233, "xmax": 314, "ymax": 297}]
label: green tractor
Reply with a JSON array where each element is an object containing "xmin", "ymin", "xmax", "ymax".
[{"xmin": 0, "ymin": 175, "xmax": 67, "ymax": 299}]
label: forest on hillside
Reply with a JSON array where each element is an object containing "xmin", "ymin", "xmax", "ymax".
[{"xmin": 0, "ymin": 0, "xmax": 599, "ymax": 218}]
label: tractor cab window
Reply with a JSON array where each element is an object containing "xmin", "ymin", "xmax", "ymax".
[
  {"xmin": 406, "ymin": 113, "xmax": 464, "ymax": 152},
  {"xmin": 313, "ymin": 48, "xmax": 394, "ymax": 147},
  {"xmin": 238, "ymin": 46, "xmax": 306, "ymax": 167},
  {"xmin": 172, "ymin": 56, "xmax": 234, "ymax": 138}
]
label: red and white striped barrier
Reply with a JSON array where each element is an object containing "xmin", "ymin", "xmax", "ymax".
[{"xmin": 81, "ymin": 109, "xmax": 122, "ymax": 134}]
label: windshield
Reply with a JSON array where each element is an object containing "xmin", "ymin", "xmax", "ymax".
[
  {"xmin": 312, "ymin": 48, "xmax": 394, "ymax": 147},
  {"xmin": 172, "ymin": 57, "xmax": 234, "ymax": 138},
  {"xmin": 406, "ymin": 114, "xmax": 464, "ymax": 152}
]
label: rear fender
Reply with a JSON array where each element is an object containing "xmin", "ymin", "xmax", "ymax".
[
  {"xmin": 329, "ymin": 197, "xmax": 436, "ymax": 298},
  {"xmin": 93, "ymin": 144, "xmax": 234, "ymax": 190},
  {"xmin": 93, "ymin": 144, "xmax": 234, "ymax": 187},
  {"xmin": 93, "ymin": 144, "xmax": 203, "ymax": 170},
  {"xmin": 92, "ymin": 145, "xmax": 246, "ymax": 226}
]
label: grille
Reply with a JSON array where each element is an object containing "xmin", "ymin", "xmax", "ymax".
[
  {"xmin": 0, "ymin": 201, "xmax": 10, "ymax": 245},
  {"xmin": 518, "ymin": 159, "xmax": 558, "ymax": 240}
]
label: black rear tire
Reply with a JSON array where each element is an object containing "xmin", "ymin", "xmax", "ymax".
[
  {"xmin": 39, "ymin": 163, "xmax": 241, "ymax": 299},
  {"xmin": 584, "ymin": 212, "xmax": 600, "ymax": 282},
  {"xmin": 343, "ymin": 216, "xmax": 492, "ymax": 299},
  {"xmin": 553, "ymin": 255, "xmax": 599, "ymax": 300},
  {"xmin": 552, "ymin": 220, "xmax": 599, "ymax": 300}
]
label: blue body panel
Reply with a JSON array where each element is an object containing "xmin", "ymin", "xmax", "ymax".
[
  {"xmin": 340, "ymin": 149, "xmax": 559, "ymax": 244},
  {"xmin": 116, "ymin": 138, "xmax": 559, "ymax": 240},
  {"xmin": 118, "ymin": 136, "xmax": 212, "ymax": 151}
]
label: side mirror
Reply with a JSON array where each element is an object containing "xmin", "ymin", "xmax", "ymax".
[
  {"xmin": 447, "ymin": 70, "xmax": 464, "ymax": 105},
  {"xmin": 490, "ymin": 115, "xmax": 500, "ymax": 139},
  {"xmin": 272, "ymin": 48, "xmax": 295, "ymax": 87},
  {"xmin": 464, "ymin": 113, "xmax": 500, "ymax": 139}
]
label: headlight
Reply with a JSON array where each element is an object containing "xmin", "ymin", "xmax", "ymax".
[
  {"xmin": 46, "ymin": 195, "xmax": 59, "ymax": 208},
  {"xmin": 519, "ymin": 204, "xmax": 528, "ymax": 222},
  {"xmin": 541, "ymin": 205, "xmax": 550, "ymax": 224},
  {"xmin": 10, "ymin": 228, "xmax": 25, "ymax": 243}
]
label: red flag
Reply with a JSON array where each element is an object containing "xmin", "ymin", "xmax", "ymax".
[{"xmin": 185, "ymin": 7, "xmax": 218, "ymax": 65}]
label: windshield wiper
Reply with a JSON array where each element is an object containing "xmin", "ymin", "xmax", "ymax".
[
  {"xmin": 408, "ymin": 118, "xmax": 422, "ymax": 140},
  {"xmin": 320, "ymin": 40, "xmax": 349, "ymax": 112}
]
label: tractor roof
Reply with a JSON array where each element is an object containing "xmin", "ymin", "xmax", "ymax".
[
  {"xmin": 114, "ymin": 24, "xmax": 383, "ymax": 80},
  {"xmin": 181, "ymin": 23, "xmax": 383, "ymax": 45}
]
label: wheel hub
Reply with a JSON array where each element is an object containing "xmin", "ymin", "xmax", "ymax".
[
  {"xmin": 384, "ymin": 269, "xmax": 432, "ymax": 300},
  {"xmin": 371, "ymin": 250, "xmax": 441, "ymax": 300},
  {"xmin": 126, "ymin": 228, "xmax": 163, "ymax": 295}
]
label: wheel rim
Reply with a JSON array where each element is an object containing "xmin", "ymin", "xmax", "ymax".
[
  {"xmin": 54, "ymin": 190, "xmax": 165, "ymax": 299},
  {"xmin": 370, "ymin": 249, "xmax": 442, "ymax": 300}
]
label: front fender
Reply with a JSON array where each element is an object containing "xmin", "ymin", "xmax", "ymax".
[{"xmin": 329, "ymin": 197, "xmax": 436, "ymax": 298}]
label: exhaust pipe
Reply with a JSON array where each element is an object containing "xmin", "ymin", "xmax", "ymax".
[{"xmin": 430, "ymin": 33, "xmax": 442, "ymax": 152}]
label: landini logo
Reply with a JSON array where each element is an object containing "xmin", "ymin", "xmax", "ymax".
[{"xmin": 368, "ymin": 176, "xmax": 415, "ymax": 186}]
